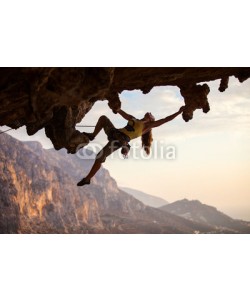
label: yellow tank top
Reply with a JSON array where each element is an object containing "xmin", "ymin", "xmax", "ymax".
[{"xmin": 118, "ymin": 118, "xmax": 144, "ymax": 140}]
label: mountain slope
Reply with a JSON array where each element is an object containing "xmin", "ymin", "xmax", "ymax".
[
  {"xmin": 119, "ymin": 187, "xmax": 169, "ymax": 208},
  {"xmin": 0, "ymin": 132, "xmax": 230, "ymax": 233},
  {"xmin": 160, "ymin": 199, "xmax": 250, "ymax": 233}
]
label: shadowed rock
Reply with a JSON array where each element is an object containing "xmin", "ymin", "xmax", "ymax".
[{"xmin": 1, "ymin": 67, "xmax": 250, "ymax": 152}]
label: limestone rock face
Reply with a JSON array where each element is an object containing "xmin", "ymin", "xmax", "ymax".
[
  {"xmin": 1, "ymin": 133, "xmax": 218, "ymax": 233},
  {"xmin": 0, "ymin": 133, "xmax": 104, "ymax": 233},
  {"xmin": 1, "ymin": 67, "xmax": 250, "ymax": 152}
]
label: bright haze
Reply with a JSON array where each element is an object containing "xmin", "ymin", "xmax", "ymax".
[{"xmin": 3, "ymin": 76, "xmax": 250, "ymax": 221}]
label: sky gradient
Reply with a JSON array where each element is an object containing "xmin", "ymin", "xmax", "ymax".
[{"xmin": 2, "ymin": 76, "xmax": 250, "ymax": 220}]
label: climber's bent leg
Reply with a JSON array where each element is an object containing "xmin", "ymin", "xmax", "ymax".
[
  {"xmin": 85, "ymin": 115, "xmax": 115, "ymax": 140},
  {"xmin": 77, "ymin": 141, "xmax": 121, "ymax": 186},
  {"xmin": 86, "ymin": 141, "xmax": 121, "ymax": 180}
]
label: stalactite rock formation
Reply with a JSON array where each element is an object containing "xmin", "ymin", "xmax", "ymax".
[{"xmin": 1, "ymin": 67, "xmax": 250, "ymax": 152}]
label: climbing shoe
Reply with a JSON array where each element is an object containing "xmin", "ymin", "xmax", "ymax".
[{"xmin": 77, "ymin": 178, "xmax": 91, "ymax": 186}]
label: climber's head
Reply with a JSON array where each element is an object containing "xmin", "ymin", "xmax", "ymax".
[{"xmin": 144, "ymin": 112, "xmax": 155, "ymax": 122}]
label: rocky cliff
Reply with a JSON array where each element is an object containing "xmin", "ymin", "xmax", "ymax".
[
  {"xmin": 1, "ymin": 67, "xmax": 250, "ymax": 153},
  {"xmin": 1, "ymin": 132, "xmax": 218, "ymax": 234},
  {"xmin": 0, "ymin": 133, "xmax": 103, "ymax": 233}
]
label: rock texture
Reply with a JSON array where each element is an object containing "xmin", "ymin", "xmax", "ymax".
[
  {"xmin": 1, "ymin": 132, "xmax": 217, "ymax": 234},
  {"xmin": 1, "ymin": 68, "xmax": 250, "ymax": 153}
]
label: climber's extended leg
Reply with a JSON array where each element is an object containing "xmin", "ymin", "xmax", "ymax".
[
  {"xmin": 77, "ymin": 141, "xmax": 121, "ymax": 186},
  {"xmin": 83, "ymin": 115, "xmax": 115, "ymax": 141}
]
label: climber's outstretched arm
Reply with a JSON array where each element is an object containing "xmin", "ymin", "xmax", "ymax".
[
  {"xmin": 116, "ymin": 108, "xmax": 135, "ymax": 121},
  {"xmin": 150, "ymin": 106, "xmax": 184, "ymax": 128}
]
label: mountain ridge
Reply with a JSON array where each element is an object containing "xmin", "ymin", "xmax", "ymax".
[
  {"xmin": 160, "ymin": 199, "xmax": 250, "ymax": 233},
  {"xmin": 119, "ymin": 186, "xmax": 169, "ymax": 208},
  {"xmin": 1, "ymin": 132, "xmax": 217, "ymax": 234}
]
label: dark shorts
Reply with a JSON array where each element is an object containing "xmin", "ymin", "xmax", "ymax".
[{"xmin": 95, "ymin": 116, "xmax": 122, "ymax": 163}]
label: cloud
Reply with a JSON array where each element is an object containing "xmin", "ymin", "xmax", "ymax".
[{"xmin": 153, "ymin": 77, "xmax": 250, "ymax": 141}]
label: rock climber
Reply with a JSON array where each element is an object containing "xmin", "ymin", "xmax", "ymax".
[{"xmin": 77, "ymin": 105, "xmax": 185, "ymax": 186}]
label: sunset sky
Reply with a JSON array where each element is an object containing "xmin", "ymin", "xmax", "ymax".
[
  {"xmin": 2, "ymin": 76, "xmax": 250, "ymax": 220},
  {"xmin": 1, "ymin": 2, "xmax": 249, "ymax": 299}
]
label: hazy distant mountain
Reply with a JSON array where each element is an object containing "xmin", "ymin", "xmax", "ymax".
[
  {"xmin": 119, "ymin": 187, "xmax": 169, "ymax": 208},
  {"xmin": 160, "ymin": 199, "xmax": 250, "ymax": 233},
  {"xmin": 0, "ymin": 132, "xmax": 217, "ymax": 234}
]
